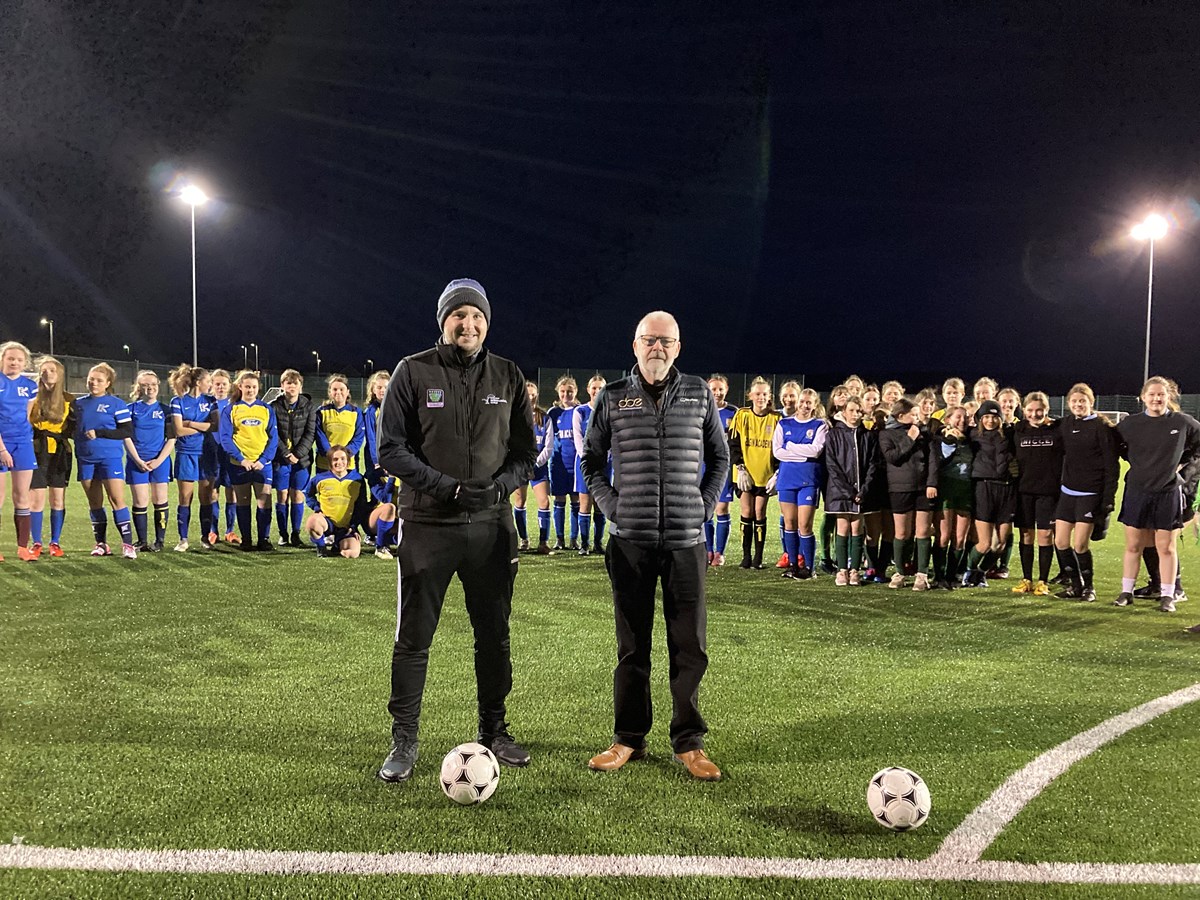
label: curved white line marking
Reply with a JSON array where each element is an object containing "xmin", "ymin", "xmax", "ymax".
[
  {"xmin": 932, "ymin": 681, "xmax": 1200, "ymax": 864},
  {"xmin": 1, "ymin": 844, "xmax": 1199, "ymax": 884}
]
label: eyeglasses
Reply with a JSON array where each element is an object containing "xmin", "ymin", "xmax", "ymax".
[{"xmin": 637, "ymin": 335, "xmax": 678, "ymax": 348}]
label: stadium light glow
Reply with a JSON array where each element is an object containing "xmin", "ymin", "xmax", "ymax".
[
  {"xmin": 250, "ymin": 342, "xmax": 259, "ymax": 370},
  {"xmin": 1131, "ymin": 212, "xmax": 1169, "ymax": 384},
  {"xmin": 40, "ymin": 318, "xmax": 54, "ymax": 356},
  {"xmin": 179, "ymin": 185, "xmax": 208, "ymax": 207},
  {"xmin": 312, "ymin": 349, "xmax": 321, "ymax": 376}
]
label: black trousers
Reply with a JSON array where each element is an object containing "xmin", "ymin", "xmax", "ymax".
[
  {"xmin": 605, "ymin": 536, "xmax": 709, "ymax": 754},
  {"xmin": 388, "ymin": 516, "xmax": 519, "ymax": 740}
]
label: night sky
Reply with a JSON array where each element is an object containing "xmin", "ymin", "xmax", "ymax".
[{"xmin": 3, "ymin": 1, "xmax": 1198, "ymax": 393}]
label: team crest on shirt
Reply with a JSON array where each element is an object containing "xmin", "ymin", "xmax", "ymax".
[
  {"xmin": 426, "ymin": 389, "xmax": 445, "ymax": 408},
  {"xmin": 17, "ymin": 387, "xmax": 31, "ymax": 398},
  {"xmin": 805, "ymin": 428, "xmax": 815, "ymax": 440},
  {"xmin": 97, "ymin": 403, "xmax": 109, "ymax": 413}
]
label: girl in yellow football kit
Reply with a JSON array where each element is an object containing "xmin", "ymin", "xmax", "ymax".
[{"xmin": 728, "ymin": 376, "xmax": 780, "ymax": 569}]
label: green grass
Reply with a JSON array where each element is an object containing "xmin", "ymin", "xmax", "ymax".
[{"xmin": 1, "ymin": 484, "xmax": 1198, "ymax": 897}]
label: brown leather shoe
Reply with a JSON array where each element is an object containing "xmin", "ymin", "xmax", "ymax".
[
  {"xmin": 588, "ymin": 742, "xmax": 647, "ymax": 771},
  {"xmin": 674, "ymin": 749, "xmax": 721, "ymax": 781}
]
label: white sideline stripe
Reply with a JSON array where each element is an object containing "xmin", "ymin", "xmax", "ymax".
[
  {"xmin": 931, "ymin": 681, "xmax": 1200, "ymax": 864},
  {"xmin": 2, "ymin": 845, "xmax": 1200, "ymax": 884}
]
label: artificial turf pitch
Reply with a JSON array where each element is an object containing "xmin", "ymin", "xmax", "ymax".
[{"xmin": 1, "ymin": 484, "xmax": 1197, "ymax": 897}]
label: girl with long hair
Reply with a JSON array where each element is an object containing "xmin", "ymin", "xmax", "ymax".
[
  {"xmin": 124, "ymin": 370, "xmax": 175, "ymax": 551},
  {"xmin": 28, "ymin": 356, "xmax": 76, "ymax": 557},
  {"xmin": 168, "ymin": 364, "xmax": 217, "ymax": 551},
  {"xmin": 0, "ymin": 341, "xmax": 39, "ymax": 560},
  {"xmin": 515, "ymin": 380, "xmax": 554, "ymax": 554},
  {"xmin": 75, "ymin": 363, "xmax": 137, "ymax": 558},
  {"xmin": 729, "ymin": 376, "xmax": 780, "ymax": 569}
]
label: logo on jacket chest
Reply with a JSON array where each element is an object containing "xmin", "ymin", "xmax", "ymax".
[
  {"xmin": 426, "ymin": 389, "xmax": 445, "ymax": 409},
  {"xmin": 483, "ymin": 394, "xmax": 507, "ymax": 406},
  {"xmin": 617, "ymin": 397, "xmax": 643, "ymax": 410}
]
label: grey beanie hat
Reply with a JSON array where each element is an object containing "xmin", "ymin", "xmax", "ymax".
[{"xmin": 436, "ymin": 278, "xmax": 491, "ymax": 329}]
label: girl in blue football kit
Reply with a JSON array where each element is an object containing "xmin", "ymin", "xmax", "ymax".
[
  {"xmin": 169, "ymin": 364, "xmax": 218, "ymax": 551},
  {"xmin": 513, "ymin": 380, "xmax": 554, "ymax": 554},
  {"xmin": 125, "ymin": 370, "xmax": 175, "ymax": 551},
  {"xmin": 772, "ymin": 387, "xmax": 828, "ymax": 580},
  {"xmin": 572, "ymin": 374, "xmax": 607, "ymax": 555},
  {"xmin": 206, "ymin": 369, "xmax": 239, "ymax": 544},
  {"xmin": 0, "ymin": 342, "xmax": 40, "ymax": 561},
  {"xmin": 547, "ymin": 375, "xmax": 580, "ymax": 550},
  {"xmin": 75, "ymin": 363, "xmax": 137, "ymax": 558},
  {"xmin": 363, "ymin": 370, "xmax": 390, "ymax": 475}
]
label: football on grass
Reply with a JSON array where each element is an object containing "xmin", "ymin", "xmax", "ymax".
[
  {"xmin": 866, "ymin": 766, "xmax": 931, "ymax": 831},
  {"xmin": 440, "ymin": 742, "xmax": 500, "ymax": 806}
]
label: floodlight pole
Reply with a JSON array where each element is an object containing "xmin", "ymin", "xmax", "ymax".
[
  {"xmin": 1143, "ymin": 237, "xmax": 1155, "ymax": 386},
  {"xmin": 190, "ymin": 201, "xmax": 198, "ymax": 366}
]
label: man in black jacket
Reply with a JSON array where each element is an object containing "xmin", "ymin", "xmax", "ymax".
[
  {"xmin": 375, "ymin": 278, "xmax": 537, "ymax": 782},
  {"xmin": 581, "ymin": 311, "xmax": 729, "ymax": 781}
]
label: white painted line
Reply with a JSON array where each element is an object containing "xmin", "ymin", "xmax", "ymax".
[
  {"xmin": 2, "ymin": 844, "xmax": 1200, "ymax": 884},
  {"xmin": 932, "ymin": 681, "xmax": 1200, "ymax": 864}
]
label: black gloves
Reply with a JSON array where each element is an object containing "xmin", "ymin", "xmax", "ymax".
[
  {"xmin": 456, "ymin": 478, "xmax": 503, "ymax": 513},
  {"xmin": 1092, "ymin": 504, "xmax": 1115, "ymax": 542}
]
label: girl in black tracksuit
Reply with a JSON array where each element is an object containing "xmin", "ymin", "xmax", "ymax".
[
  {"xmin": 935, "ymin": 406, "xmax": 974, "ymax": 588},
  {"xmin": 965, "ymin": 399, "xmax": 1016, "ymax": 586},
  {"xmin": 1012, "ymin": 391, "xmax": 1063, "ymax": 595},
  {"xmin": 878, "ymin": 397, "xmax": 938, "ymax": 590},
  {"xmin": 823, "ymin": 396, "xmax": 881, "ymax": 584},
  {"xmin": 1053, "ymin": 383, "xmax": 1119, "ymax": 601}
]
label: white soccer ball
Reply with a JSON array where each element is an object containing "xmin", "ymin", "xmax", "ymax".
[
  {"xmin": 439, "ymin": 742, "xmax": 500, "ymax": 806},
  {"xmin": 866, "ymin": 766, "xmax": 931, "ymax": 831}
]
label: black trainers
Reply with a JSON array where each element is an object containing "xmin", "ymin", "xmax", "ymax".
[
  {"xmin": 1133, "ymin": 583, "xmax": 1161, "ymax": 599},
  {"xmin": 289, "ymin": 533, "xmax": 305, "ymax": 549},
  {"xmin": 1113, "ymin": 592, "xmax": 1134, "ymax": 607},
  {"xmin": 480, "ymin": 730, "xmax": 530, "ymax": 768},
  {"xmin": 1056, "ymin": 586, "xmax": 1082, "ymax": 599},
  {"xmin": 796, "ymin": 565, "xmax": 813, "ymax": 580},
  {"xmin": 257, "ymin": 539, "xmax": 275, "ymax": 552},
  {"xmin": 1080, "ymin": 589, "xmax": 1097, "ymax": 603},
  {"xmin": 820, "ymin": 558, "xmax": 838, "ymax": 575},
  {"xmin": 739, "ymin": 556, "xmax": 753, "ymax": 569},
  {"xmin": 378, "ymin": 735, "xmax": 419, "ymax": 782}
]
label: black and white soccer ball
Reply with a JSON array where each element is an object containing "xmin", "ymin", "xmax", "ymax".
[
  {"xmin": 439, "ymin": 742, "xmax": 500, "ymax": 806},
  {"xmin": 866, "ymin": 766, "xmax": 931, "ymax": 831}
]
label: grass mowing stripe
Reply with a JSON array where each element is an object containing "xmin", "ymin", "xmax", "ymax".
[
  {"xmin": 3, "ymin": 844, "xmax": 1200, "ymax": 885},
  {"xmin": 931, "ymin": 681, "xmax": 1200, "ymax": 864}
]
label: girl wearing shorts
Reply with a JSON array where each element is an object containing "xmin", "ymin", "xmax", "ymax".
[
  {"xmin": 729, "ymin": 376, "xmax": 780, "ymax": 569},
  {"xmin": 124, "ymin": 370, "xmax": 175, "ymax": 552},
  {"xmin": 572, "ymin": 374, "xmax": 607, "ymax": 555},
  {"xmin": 169, "ymin": 365, "xmax": 217, "ymax": 551},
  {"xmin": 878, "ymin": 397, "xmax": 938, "ymax": 590},
  {"xmin": 515, "ymin": 380, "xmax": 553, "ymax": 554},
  {"xmin": 963, "ymin": 399, "xmax": 1016, "ymax": 587},
  {"xmin": 934, "ymin": 406, "xmax": 974, "ymax": 589},
  {"xmin": 220, "ymin": 370, "xmax": 279, "ymax": 551},
  {"xmin": 546, "ymin": 375, "xmax": 580, "ymax": 550},
  {"xmin": 772, "ymin": 387, "xmax": 827, "ymax": 579},
  {"xmin": 1113, "ymin": 377, "xmax": 1200, "ymax": 612},
  {"xmin": 28, "ymin": 356, "xmax": 76, "ymax": 557},
  {"xmin": 0, "ymin": 341, "xmax": 39, "ymax": 560},
  {"xmin": 75, "ymin": 363, "xmax": 137, "ymax": 558},
  {"xmin": 1011, "ymin": 391, "xmax": 1062, "ymax": 596}
]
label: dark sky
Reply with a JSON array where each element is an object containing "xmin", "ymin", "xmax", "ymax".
[{"xmin": 2, "ymin": 1, "xmax": 1198, "ymax": 393}]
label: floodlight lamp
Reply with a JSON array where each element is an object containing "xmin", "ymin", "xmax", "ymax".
[
  {"xmin": 1132, "ymin": 213, "xmax": 1168, "ymax": 241},
  {"xmin": 180, "ymin": 185, "xmax": 209, "ymax": 207}
]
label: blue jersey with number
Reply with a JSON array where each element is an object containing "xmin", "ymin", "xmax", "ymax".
[
  {"xmin": 0, "ymin": 374, "xmax": 37, "ymax": 443},
  {"xmin": 76, "ymin": 394, "xmax": 133, "ymax": 462},
  {"xmin": 171, "ymin": 393, "xmax": 216, "ymax": 454}
]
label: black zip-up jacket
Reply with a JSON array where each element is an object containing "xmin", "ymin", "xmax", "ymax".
[
  {"xmin": 1013, "ymin": 419, "xmax": 1064, "ymax": 496},
  {"xmin": 823, "ymin": 419, "xmax": 880, "ymax": 514},
  {"xmin": 377, "ymin": 341, "xmax": 536, "ymax": 524},
  {"xmin": 1117, "ymin": 411, "xmax": 1200, "ymax": 494},
  {"xmin": 1059, "ymin": 414, "xmax": 1119, "ymax": 504},
  {"xmin": 968, "ymin": 424, "xmax": 1016, "ymax": 482},
  {"xmin": 271, "ymin": 393, "xmax": 317, "ymax": 468},
  {"xmin": 878, "ymin": 421, "xmax": 937, "ymax": 493},
  {"xmin": 581, "ymin": 365, "xmax": 728, "ymax": 550}
]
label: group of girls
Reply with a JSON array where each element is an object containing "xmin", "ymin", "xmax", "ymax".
[
  {"xmin": 513, "ymin": 375, "xmax": 610, "ymax": 556},
  {"xmin": 0, "ymin": 342, "xmax": 401, "ymax": 562},
  {"xmin": 718, "ymin": 371, "xmax": 1200, "ymax": 613}
]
